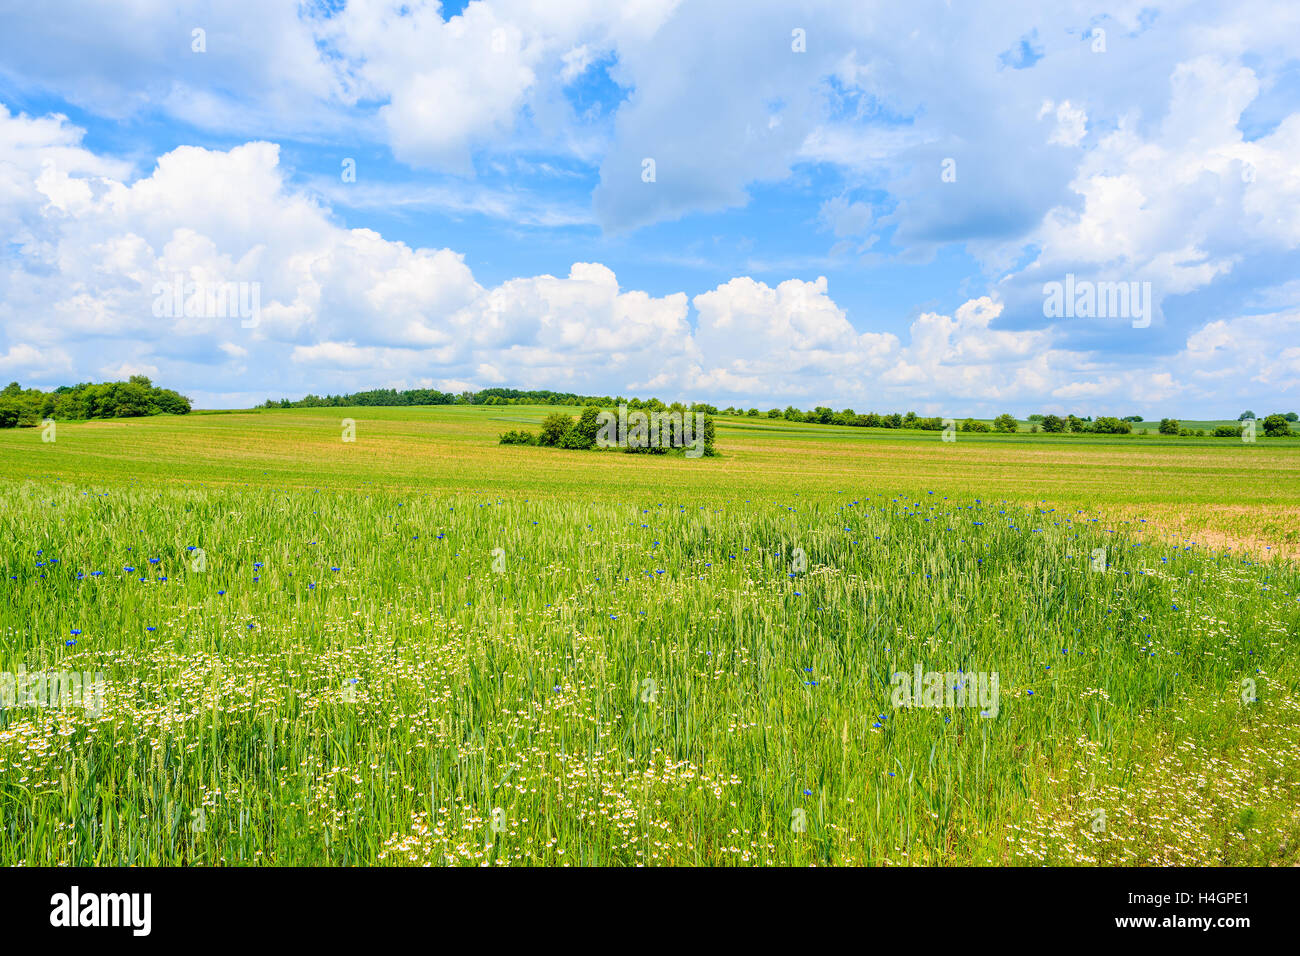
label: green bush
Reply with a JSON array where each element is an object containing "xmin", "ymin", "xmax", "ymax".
[
  {"xmin": 1090, "ymin": 417, "xmax": 1132, "ymax": 434},
  {"xmin": 498, "ymin": 430, "xmax": 536, "ymax": 445},
  {"xmin": 1262, "ymin": 414, "xmax": 1292, "ymax": 437},
  {"xmin": 562, "ymin": 405, "xmax": 603, "ymax": 449},
  {"xmin": 538, "ymin": 413, "xmax": 574, "ymax": 447}
]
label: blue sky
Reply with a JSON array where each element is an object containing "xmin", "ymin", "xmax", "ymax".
[{"xmin": 1, "ymin": 0, "xmax": 1298, "ymax": 417}]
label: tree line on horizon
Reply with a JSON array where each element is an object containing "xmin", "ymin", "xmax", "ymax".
[
  {"xmin": 260, "ymin": 386, "xmax": 1297, "ymax": 437},
  {"xmin": 3, "ymin": 378, "xmax": 1293, "ymax": 436},
  {"xmin": 260, "ymin": 386, "xmax": 711, "ymax": 411},
  {"xmin": 0, "ymin": 377, "xmax": 191, "ymax": 428}
]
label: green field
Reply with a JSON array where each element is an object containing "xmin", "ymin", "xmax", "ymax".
[{"xmin": 1, "ymin": 405, "xmax": 1298, "ymax": 865}]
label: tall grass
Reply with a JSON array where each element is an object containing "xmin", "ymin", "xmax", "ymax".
[{"xmin": 2, "ymin": 480, "xmax": 1297, "ymax": 865}]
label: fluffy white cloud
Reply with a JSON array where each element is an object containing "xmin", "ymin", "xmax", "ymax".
[
  {"xmin": 997, "ymin": 53, "xmax": 1300, "ymax": 339},
  {"xmin": 0, "ymin": 109, "xmax": 697, "ymax": 397},
  {"xmin": 1, "ymin": 86, "xmax": 1297, "ymax": 417},
  {"xmin": 1183, "ymin": 309, "xmax": 1300, "ymax": 392},
  {"xmin": 1039, "ymin": 99, "xmax": 1088, "ymax": 148},
  {"xmin": 0, "ymin": 1, "xmax": 343, "ymax": 133}
]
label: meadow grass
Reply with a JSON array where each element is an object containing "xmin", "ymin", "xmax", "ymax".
[{"xmin": 1, "ymin": 406, "xmax": 1298, "ymax": 865}]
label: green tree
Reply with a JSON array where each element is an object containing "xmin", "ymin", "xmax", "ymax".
[
  {"xmin": 537, "ymin": 413, "xmax": 573, "ymax": 447},
  {"xmin": 1262, "ymin": 414, "xmax": 1292, "ymax": 437},
  {"xmin": 560, "ymin": 405, "xmax": 603, "ymax": 448},
  {"xmin": 993, "ymin": 413, "xmax": 1018, "ymax": 433},
  {"xmin": 1158, "ymin": 418, "xmax": 1179, "ymax": 435}
]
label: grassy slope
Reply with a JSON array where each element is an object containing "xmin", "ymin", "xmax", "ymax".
[{"xmin": 4, "ymin": 405, "xmax": 1298, "ymax": 554}]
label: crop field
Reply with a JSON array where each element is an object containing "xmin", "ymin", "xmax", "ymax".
[{"xmin": 1, "ymin": 406, "xmax": 1298, "ymax": 865}]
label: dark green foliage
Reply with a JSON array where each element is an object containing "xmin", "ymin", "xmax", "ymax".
[
  {"xmin": 537, "ymin": 413, "xmax": 573, "ymax": 447},
  {"xmin": 1262, "ymin": 414, "xmax": 1293, "ymax": 437},
  {"xmin": 1089, "ymin": 417, "xmax": 1132, "ymax": 434},
  {"xmin": 502, "ymin": 405, "xmax": 717, "ymax": 456},
  {"xmin": 0, "ymin": 376, "xmax": 191, "ymax": 427},
  {"xmin": 567, "ymin": 405, "xmax": 604, "ymax": 448},
  {"xmin": 498, "ymin": 430, "xmax": 536, "ymax": 445}
]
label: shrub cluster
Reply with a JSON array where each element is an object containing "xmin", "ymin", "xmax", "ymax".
[
  {"xmin": 501, "ymin": 405, "xmax": 717, "ymax": 456},
  {"xmin": 1158, "ymin": 416, "xmax": 1296, "ymax": 438}
]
